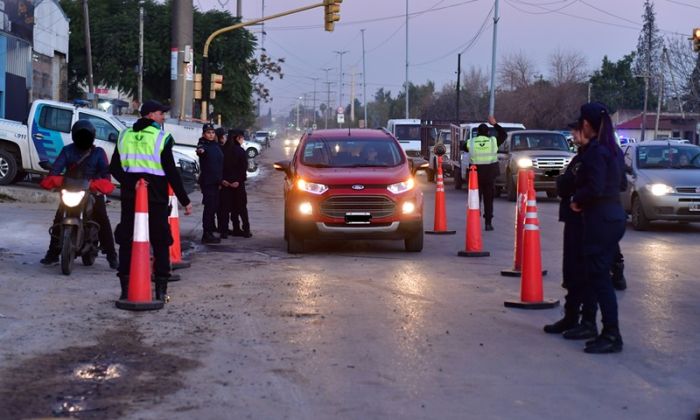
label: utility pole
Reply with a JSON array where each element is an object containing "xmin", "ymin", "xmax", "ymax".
[
  {"xmin": 405, "ymin": 0, "xmax": 409, "ymax": 118},
  {"xmin": 236, "ymin": 0, "xmax": 242, "ymax": 18},
  {"xmin": 488, "ymin": 0, "xmax": 500, "ymax": 116},
  {"xmin": 261, "ymin": 0, "xmax": 266, "ymax": 51},
  {"xmin": 350, "ymin": 68, "xmax": 356, "ymax": 123},
  {"xmin": 82, "ymin": 0, "xmax": 95, "ymax": 106},
  {"xmin": 361, "ymin": 29, "xmax": 368, "ymax": 127},
  {"xmin": 171, "ymin": 0, "xmax": 193, "ymax": 119},
  {"xmin": 334, "ymin": 50, "xmax": 348, "ymax": 113},
  {"xmin": 654, "ymin": 73, "xmax": 664, "ymax": 139},
  {"xmin": 456, "ymin": 53, "xmax": 461, "ymax": 121},
  {"xmin": 641, "ymin": 75, "xmax": 649, "ymax": 141},
  {"xmin": 296, "ymin": 96, "xmax": 301, "ymax": 130},
  {"xmin": 322, "ymin": 67, "xmax": 333, "ymax": 128},
  {"xmin": 138, "ymin": 5, "xmax": 144, "ymax": 106},
  {"xmin": 588, "ymin": 81, "xmax": 592, "ymax": 102},
  {"xmin": 311, "ymin": 77, "xmax": 318, "ymax": 127}
]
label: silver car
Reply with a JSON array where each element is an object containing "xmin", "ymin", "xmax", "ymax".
[{"xmin": 622, "ymin": 141, "xmax": 700, "ymax": 230}]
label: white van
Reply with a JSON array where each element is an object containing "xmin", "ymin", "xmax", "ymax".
[{"xmin": 386, "ymin": 118, "xmax": 421, "ymax": 157}]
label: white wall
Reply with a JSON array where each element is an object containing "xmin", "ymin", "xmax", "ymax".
[{"xmin": 33, "ymin": 0, "xmax": 69, "ymax": 58}]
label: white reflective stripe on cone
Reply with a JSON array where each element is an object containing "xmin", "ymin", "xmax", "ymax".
[
  {"xmin": 134, "ymin": 212, "xmax": 150, "ymax": 242},
  {"xmin": 170, "ymin": 196, "xmax": 179, "ymax": 218},
  {"xmin": 525, "ymin": 212, "xmax": 538, "ymax": 218},
  {"xmin": 468, "ymin": 189, "xmax": 480, "ymax": 210},
  {"xmin": 524, "ymin": 224, "xmax": 539, "ymax": 230}
]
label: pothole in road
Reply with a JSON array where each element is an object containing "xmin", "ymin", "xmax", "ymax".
[{"xmin": 0, "ymin": 325, "xmax": 199, "ymax": 418}]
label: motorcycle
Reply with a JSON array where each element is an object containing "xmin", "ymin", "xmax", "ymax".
[{"xmin": 40, "ymin": 162, "xmax": 101, "ymax": 275}]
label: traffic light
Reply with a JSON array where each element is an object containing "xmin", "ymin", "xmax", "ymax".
[
  {"xmin": 324, "ymin": 0, "xmax": 342, "ymax": 32},
  {"xmin": 210, "ymin": 73, "xmax": 223, "ymax": 99},
  {"xmin": 193, "ymin": 73, "xmax": 202, "ymax": 100},
  {"xmin": 693, "ymin": 28, "xmax": 700, "ymax": 52}
]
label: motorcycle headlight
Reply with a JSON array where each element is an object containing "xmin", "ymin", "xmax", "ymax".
[
  {"xmin": 517, "ymin": 158, "xmax": 533, "ymax": 168},
  {"xmin": 61, "ymin": 190, "xmax": 86, "ymax": 207},
  {"xmin": 387, "ymin": 178, "xmax": 415, "ymax": 194},
  {"xmin": 646, "ymin": 183, "xmax": 674, "ymax": 196},
  {"xmin": 296, "ymin": 179, "xmax": 328, "ymax": 195}
]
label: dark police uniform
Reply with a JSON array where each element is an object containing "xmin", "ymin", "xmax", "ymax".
[
  {"xmin": 228, "ymin": 138, "xmax": 251, "ymax": 236},
  {"xmin": 572, "ymin": 137, "xmax": 627, "ymax": 352},
  {"xmin": 197, "ymin": 131, "xmax": 224, "ymax": 242}
]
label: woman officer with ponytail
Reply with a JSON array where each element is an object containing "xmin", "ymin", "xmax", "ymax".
[{"xmin": 569, "ymin": 102, "xmax": 627, "ymax": 354}]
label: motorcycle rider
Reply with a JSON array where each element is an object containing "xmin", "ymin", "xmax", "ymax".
[{"xmin": 39, "ymin": 120, "xmax": 118, "ymax": 269}]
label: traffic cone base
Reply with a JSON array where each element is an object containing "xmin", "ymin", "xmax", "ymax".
[
  {"xmin": 458, "ymin": 250, "xmax": 490, "ymax": 257},
  {"xmin": 500, "ymin": 268, "xmax": 548, "ymax": 277},
  {"xmin": 426, "ymin": 230, "xmax": 457, "ymax": 235},
  {"xmin": 503, "ymin": 299, "xmax": 559, "ymax": 310},
  {"xmin": 115, "ymin": 299, "xmax": 164, "ymax": 311},
  {"xmin": 172, "ymin": 260, "xmax": 191, "ymax": 270}
]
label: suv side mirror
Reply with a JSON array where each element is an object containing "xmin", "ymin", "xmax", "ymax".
[
  {"xmin": 273, "ymin": 160, "xmax": 291, "ymax": 176},
  {"xmin": 108, "ymin": 132, "xmax": 118, "ymax": 143}
]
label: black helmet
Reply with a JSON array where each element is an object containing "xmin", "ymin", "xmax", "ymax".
[{"xmin": 72, "ymin": 120, "xmax": 96, "ymax": 150}]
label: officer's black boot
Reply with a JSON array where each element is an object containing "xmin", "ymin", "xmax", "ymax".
[
  {"xmin": 40, "ymin": 250, "xmax": 59, "ymax": 265},
  {"xmin": 118, "ymin": 275, "xmax": 129, "ymax": 300},
  {"xmin": 201, "ymin": 231, "xmax": 221, "ymax": 244},
  {"xmin": 107, "ymin": 252, "xmax": 119, "ymax": 270},
  {"xmin": 611, "ymin": 261, "xmax": 627, "ymax": 291},
  {"xmin": 563, "ymin": 320, "xmax": 598, "ymax": 340},
  {"xmin": 485, "ymin": 219, "xmax": 494, "ymax": 231},
  {"xmin": 543, "ymin": 308, "xmax": 579, "ymax": 334},
  {"xmin": 154, "ymin": 278, "xmax": 169, "ymax": 302},
  {"xmin": 584, "ymin": 324, "xmax": 623, "ymax": 354}
]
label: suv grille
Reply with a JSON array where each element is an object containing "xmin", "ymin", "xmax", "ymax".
[
  {"xmin": 676, "ymin": 186, "xmax": 700, "ymax": 194},
  {"xmin": 533, "ymin": 157, "xmax": 569, "ymax": 169},
  {"xmin": 320, "ymin": 195, "xmax": 396, "ymax": 219}
]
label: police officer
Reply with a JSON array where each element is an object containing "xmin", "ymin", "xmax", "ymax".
[
  {"xmin": 543, "ymin": 121, "xmax": 596, "ymax": 340},
  {"xmin": 570, "ymin": 102, "xmax": 626, "ymax": 354},
  {"xmin": 40, "ymin": 120, "xmax": 118, "ymax": 269},
  {"xmin": 466, "ymin": 115, "xmax": 507, "ymax": 230},
  {"xmin": 197, "ymin": 123, "xmax": 224, "ymax": 244},
  {"xmin": 110, "ymin": 100, "xmax": 192, "ymax": 301},
  {"xmin": 226, "ymin": 129, "xmax": 252, "ymax": 238}
]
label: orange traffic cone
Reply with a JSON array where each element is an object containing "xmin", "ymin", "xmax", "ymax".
[
  {"xmin": 504, "ymin": 172, "xmax": 558, "ymax": 309},
  {"xmin": 168, "ymin": 184, "xmax": 191, "ymax": 270},
  {"xmin": 426, "ymin": 154, "xmax": 456, "ymax": 235},
  {"xmin": 116, "ymin": 179, "xmax": 164, "ymax": 311},
  {"xmin": 458, "ymin": 165, "xmax": 490, "ymax": 257},
  {"xmin": 501, "ymin": 170, "xmax": 547, "ymax": 277}
]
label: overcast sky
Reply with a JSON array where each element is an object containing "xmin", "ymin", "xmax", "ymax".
[{"xmin": 196, "ymin": 0, "xmax": 699, "ymax": 118}]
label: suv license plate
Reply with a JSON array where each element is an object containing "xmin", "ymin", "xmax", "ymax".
[
  {"xmin": 690, "ymin": 204, "xmax": 700, "ymax": 212},
  {"xmin": 345, "ymin": 212, "xmax": 371, "ymax": 224},
  {"xmin": 544, "ymin": 170, "xmax": 560, "ymax": 177}
]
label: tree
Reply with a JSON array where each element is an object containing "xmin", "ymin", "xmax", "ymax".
[
  {"xmin": 498, "ymin": 51, "xmax": 537, "ymax": 90},
  {"xmin": 665, "ymin": 35, "xmax": 700, "ymax": 112},
  {"xmin": 634, "ymin": 0, "xmax": 664, "ymax": 92},
  {"xmin": 549, "ymin": 49, "xmax": 588, "ymax": 86},
  {"xmin": 589, "ymin": 54, "xmax": 646, "ymax": 113}
]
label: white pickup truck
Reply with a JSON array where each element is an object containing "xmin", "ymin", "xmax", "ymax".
[{"xmin": 0, "ymin": 100, "xmax": 199, "ymax": 190}]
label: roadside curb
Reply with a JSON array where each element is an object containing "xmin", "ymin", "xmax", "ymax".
[{"xmin": 0, "ymin": 185, "xmax": 58, "ymax": 204}]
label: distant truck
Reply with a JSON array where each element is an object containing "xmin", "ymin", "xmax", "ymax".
[
  {"xmin": 419, "ymin": 120, "xmax": 460, "ymax": 182},
  {"xmin": 0, "ymin": 100, "xmax": 199, "ymax": 190},
  {"xmin": 448, "ymin": 122, "xmax": 526, "ymax": 189},
  {"xmin": 387, "ymin": 118, "xmax": 421, "ymax": 157}
]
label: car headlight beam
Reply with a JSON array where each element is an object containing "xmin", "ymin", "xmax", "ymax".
[
  {"xmin": 402, "ymin": 201, "xmax": 416, "ymax": 214},
  {"xmin": 388, "ymin": 178, "xmax": 415, "ymax": 194},
  {"xmin": 647, "ymin": 183, "xmax": 674, "ymax": 196},
  {"xmin": 517, "ymin": 158, "xmax": 533, "ymax": 168},
  {"xmin": 297, "ymin": 179, "xmax": 328, "ymax": 195}
]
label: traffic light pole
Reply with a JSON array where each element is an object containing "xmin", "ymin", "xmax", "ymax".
[{"xmin": 200, "ymin": 1, "xmax": 328, "ymax": 121}]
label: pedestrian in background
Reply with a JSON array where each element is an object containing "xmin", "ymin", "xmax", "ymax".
[
  {"xmin": 543, "ymin": 121, "xmax": 597, "ymax": 340},
  {"xmin": 226, "ymin": 129, "xmax": 252, "ymax": 238},
  {"xmin": 110, "ymin": 100, "xmax": 192, "ymax": 302},
  {"xmin": 466, "ymin": 115, "xmax": 507, "ymax": 231},
  {"xmin": 214, "ymin": 127, "xmax": 229, "ymax": 235},
  {"xmin": 197, "ymin": 123, "xmax": 223, "ymax": 244},
  {"xmin": 569, "ymin": 102, "xmax": 627, "ymax": 354}
]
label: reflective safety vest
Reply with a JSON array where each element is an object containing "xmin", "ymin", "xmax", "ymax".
[
  {"xmin": 468, "ymin": 135, "xmax": 498, "ymax": 165},
  {"xmin": 117, "ymin": 125, "xmax": 168, "ymax": 176}
]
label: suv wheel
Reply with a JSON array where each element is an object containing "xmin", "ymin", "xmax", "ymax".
[
  {"xmin": 287, "ymin": 232, "xmax": 304, "ymax": 254},
  {"xmin": 0, "ymin": 149, "xmax": 19, "ymax": 186},
  {"xmin": 404, "ymin": 230, "xmax": 423, "ymax": 252},
  {"xmin": 632, "ymin": 195, "xmax": 650, "ymax": 231},
  {"xmin": 247, "ymin": 148, "xmax": 258, "ymax": 158},
  {"xmin": 506, "ymin": 172, "xmax": 517, "ymax": 202}
]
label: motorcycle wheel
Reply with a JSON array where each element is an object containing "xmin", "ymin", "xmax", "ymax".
[{"xmin": 60, "ymin": 227, "xmax": 75, "ymax": 275}]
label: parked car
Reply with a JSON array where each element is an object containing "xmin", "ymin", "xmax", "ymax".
[
  {"xmin": 255, "ymin": 131, "xmax": 271, "ymax": 148},
  {"xmin": 495, "ymin": 130, "xmax": 575, "ymax": 200},
  {"xmin": 622, "ymin": 141, "xmax": 700, "ymax": 230},
  {"xmin": 0, "ymin": 100, "xmax": 199, "ymax": 192},
  {"xmin": 274, "ymin": 128, "xmax": 427, "ymax": 253}
]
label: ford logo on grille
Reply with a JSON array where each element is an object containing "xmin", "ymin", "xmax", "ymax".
[
  {"xmin": 352, "ymin": 184, "xmax": 365, "ymax": 190},
  {"xmin": 696, "ymin": 187, "xmax": 700, "ymax": 193}
]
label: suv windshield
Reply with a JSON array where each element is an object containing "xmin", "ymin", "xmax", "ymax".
[
  {"xmin": 301, "ymin": 138, "xmax": 404, "ymax": 168},
  {"xmin": 394, "ymin": 125, "xmax": 420, "ymax": 141},
  {"xmin": 510, "ymin": 133, "xmax": 569, "ymax": 151},
  {"xmin": 637, "ymin": 145, "xmax": 700, "ymax": 169}
]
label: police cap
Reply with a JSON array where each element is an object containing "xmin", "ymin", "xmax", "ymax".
[
  {"xmin": 202, "ymin": 123, "xmax": 216, "ymax": 133},
  {"xmin": 578, "ymin": 102, "xmax": 609, "ymax": 131},
  {"xmin": 140, "ymin": 100, "xmax": 170, "ymax": 116}
]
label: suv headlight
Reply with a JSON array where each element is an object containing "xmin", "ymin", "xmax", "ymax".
[
  {"xmin": 61, "ymin": 190, "xmax": 85, "ymax": 207},
  {"xmin": 387, "ymin": 178, "xmax": 415, "ymax": 194},
  {"xmin": 646, "ymin": 183, "xmax": 674, "ymax": 196},
  {"xmin": 517, "ymin": 158, "xmax": 533, "ymax": 168},
  {"xmin": 296, "ymin": 179, "xmax": 328, "ymax": 195}
]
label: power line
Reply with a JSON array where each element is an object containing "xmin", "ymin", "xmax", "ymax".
[{"xmin": 665, "ymin": 0, "xmax": 700, "ymax": 10}]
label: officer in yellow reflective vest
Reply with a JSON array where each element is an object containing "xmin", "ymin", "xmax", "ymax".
[
  {"xmin": 466, "ymin": 115, "xmax": 507, "ymax": 231},
  {"xmin": 110, "ymin": 100, "xmax": 193, "ymax": 302}
]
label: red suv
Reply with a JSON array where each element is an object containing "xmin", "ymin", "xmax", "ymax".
[{"xmin": 274, "ymin": 129, "xmax": 426, "ymax": 253}]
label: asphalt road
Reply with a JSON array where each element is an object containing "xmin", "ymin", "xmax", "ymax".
[{"xmin": 0, "ymin": 140, "xmax": 698, "ymax": 419}]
